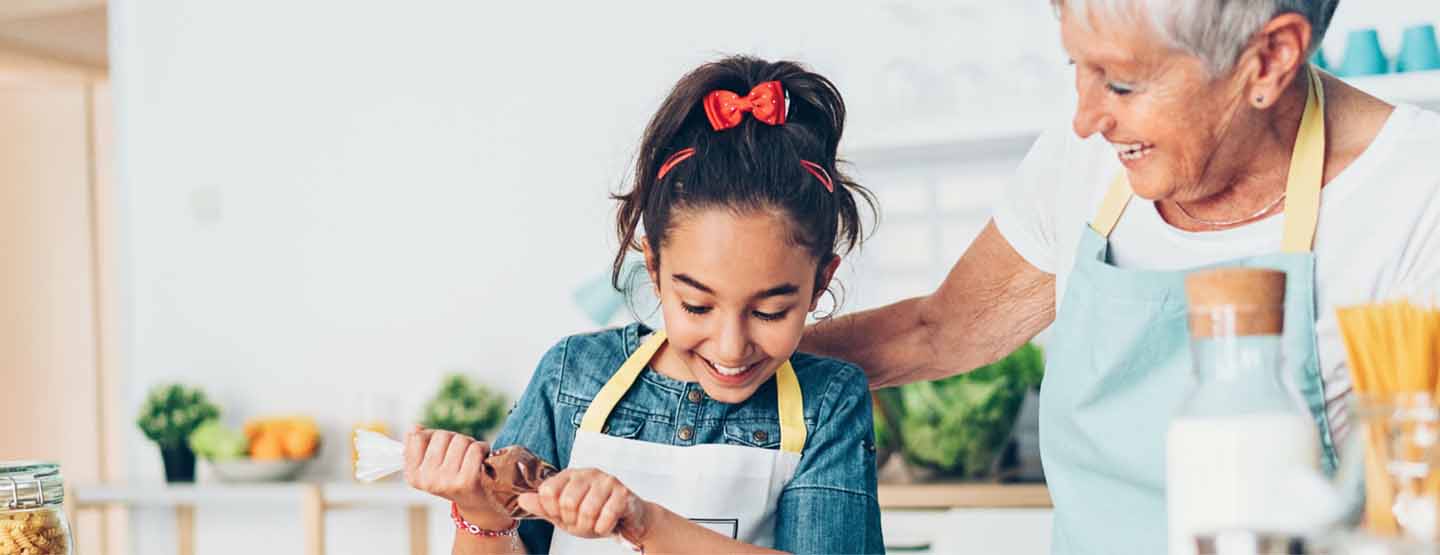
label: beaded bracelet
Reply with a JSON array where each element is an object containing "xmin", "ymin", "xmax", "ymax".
[{"xmin": 450, "ymin": 502, "xmax": 519, "ymax": 538}]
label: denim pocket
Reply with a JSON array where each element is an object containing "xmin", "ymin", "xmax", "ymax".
[
  {"xmin": 722, "ymin": 420, "xmax": 782, "ymax": 449},
  {"xmin": 570, "ymin": 409, "xmax": 645, "ymax": 439}
]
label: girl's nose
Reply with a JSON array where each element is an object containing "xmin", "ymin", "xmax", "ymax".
[{"xmin": 714, "ymin": 317, "xmax": 754, "ymax": 364}]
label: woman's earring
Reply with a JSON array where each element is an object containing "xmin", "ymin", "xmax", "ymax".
[{"xmin": 1253, "ymin": 95, "xmax": 1266, "ymax": 108}]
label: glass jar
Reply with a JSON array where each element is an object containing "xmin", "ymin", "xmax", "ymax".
[
  {"xmin": 1167, "ymin": 268, "xmax": 1323, "ymax": 555},
  {"xmin": 1, "ymin": 461, "xmax": 73, "ymax": 555}
]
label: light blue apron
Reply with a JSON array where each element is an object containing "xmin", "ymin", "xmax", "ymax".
[{"xmin": 1038, "ymin": 66, "xmax": 1339, "ymax": 554}]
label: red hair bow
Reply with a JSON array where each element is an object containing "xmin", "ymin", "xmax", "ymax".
[{"xmin": 703, "ymin": 81, "xmax": 786, "ymax": 131}]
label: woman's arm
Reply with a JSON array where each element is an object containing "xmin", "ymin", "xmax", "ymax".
[{"xmin": 801, "ymin": 220, "xmax": 1056, "ymax": 388}]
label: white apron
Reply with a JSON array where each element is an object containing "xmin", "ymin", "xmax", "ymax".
[{"xmin": 549, "ymin": 330, "xmax": 807, "ymax": 553}]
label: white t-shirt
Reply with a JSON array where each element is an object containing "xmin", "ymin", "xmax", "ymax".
[{"xmin": 993, "ymin": 103, "xmax": 1440, "ymax": 445}]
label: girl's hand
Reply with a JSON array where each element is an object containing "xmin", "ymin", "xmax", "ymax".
[
  {"xmin": 517, "ymin": 468, "xmax": 652, "ymax": 541},
  {"xmin": 403, "ymin": 426, "xmax": 515, "ymax": 530}
]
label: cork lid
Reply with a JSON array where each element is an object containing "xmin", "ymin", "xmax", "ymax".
[{"xmin": 1185, "ymin": 268, "xmax": 1286, "ymax": 337}]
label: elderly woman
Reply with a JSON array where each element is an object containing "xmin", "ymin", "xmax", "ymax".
[{"xmin": 804, "ymin": 0, "xmax": 1440, "ymax": 552}]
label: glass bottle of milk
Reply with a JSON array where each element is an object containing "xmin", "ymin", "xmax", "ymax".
[{"xmin": 1167, "ymin": 268, "xmax": 1320, "ymax": 555}]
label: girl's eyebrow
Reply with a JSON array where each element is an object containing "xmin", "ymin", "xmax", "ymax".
[
  {"xmin": 672, "ymin": 274, "xmax": 799, "ymax": 299},
  {"xmin": 754, "ymin": 284, "xmax": 799, "ymax": 299}
]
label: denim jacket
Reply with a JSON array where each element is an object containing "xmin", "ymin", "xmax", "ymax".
[{"xmin": 491, "ymin": 322, "xmax": 884, "ymax": 554}]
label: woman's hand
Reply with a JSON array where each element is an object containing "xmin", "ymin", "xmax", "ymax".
[
  {"xmin": 517, "ymin": 468, "xmax": 652, "ymax": 541},
  {"xmin": 403, "ymin": 426, "xmax": 515, "ymax": 530}
]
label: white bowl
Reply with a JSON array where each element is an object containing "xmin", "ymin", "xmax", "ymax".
[{"xmin": 207, "ymin": 458, "xmax": 311, "ymax": 482}]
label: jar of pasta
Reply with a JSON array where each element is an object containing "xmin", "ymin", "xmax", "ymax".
[{"xmin": 1, "ymin": 462, "xmax": 72, "ymax": 555}]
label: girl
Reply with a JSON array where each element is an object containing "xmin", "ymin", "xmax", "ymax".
[{"xmin": 404, "ymin": 55, "xmax": 882, "ymax": 554}]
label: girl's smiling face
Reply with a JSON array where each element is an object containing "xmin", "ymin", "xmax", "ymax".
[{"xmin": 644, "ymin": 207, "xmax": 838, "ymax": 404}]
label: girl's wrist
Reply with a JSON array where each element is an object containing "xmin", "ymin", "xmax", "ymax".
[
  {"xmin": 454, "ymin": 502, "xmax": 516, "ymax": 532},
  {"xmin": 619, "ymin": 499, "xmax": 660, "ymax": 549}
]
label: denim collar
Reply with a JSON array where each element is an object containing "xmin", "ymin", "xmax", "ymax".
[{"xmin": 621, "ymin": 322, "xmax": 690, "ymax": 394}]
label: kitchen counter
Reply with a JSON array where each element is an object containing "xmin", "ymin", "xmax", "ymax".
[{"xmin": 878, "ymin": 482, "xmax": 1050, "ymax": 509}]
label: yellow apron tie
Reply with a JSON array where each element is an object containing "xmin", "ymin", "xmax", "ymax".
[
  {"xmin": 1090, "ymin": 65, "xmax": 1327, "ymax": 253},
  {"xmin": 579, "ymin": 330, "xmax": 808, "ymax": 454}
]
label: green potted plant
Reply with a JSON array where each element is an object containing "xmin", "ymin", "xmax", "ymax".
[
  {"xmin": 421, "ymin": 374, "xmax": 508, "ymax": 440},
  {"xmin": 136, "ymin": 383, "xmax": 220, "ymax": 483}
]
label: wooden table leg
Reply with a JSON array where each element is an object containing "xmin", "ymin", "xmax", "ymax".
[
  {"xmin": 408, "ymin": 505, "xmax": 429, "ymax": 555},
  {"xmin": 302, "ymin": 485, "xmax": 325, "ymax": 555},
  {"xmin": 175, "ymin": 505, "xmax": 195, "ymax": 555}
]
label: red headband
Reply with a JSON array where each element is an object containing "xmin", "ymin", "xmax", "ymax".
[
  {"xmin": 657, "ymin": 81, "xmax": 834, "ymax": 192},
  {"xmin": 655, "ymin": 148, "xmax": 833, "ymax": 193}
]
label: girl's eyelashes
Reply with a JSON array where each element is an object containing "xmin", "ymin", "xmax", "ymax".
[
  {"xmin": 752, "ymin": 310, "xmax": 788, "ymax": 322},
  {"xmin": 681, "ymin": 303, "xmax": 712, "ymax": 315},
  {"xmin": 1106, "ymin": 82, "xmax": 1135, "ymax": 95},
  {"xmin": 680, "ymin": 302, "xmax": 789, "ymax": 322}
]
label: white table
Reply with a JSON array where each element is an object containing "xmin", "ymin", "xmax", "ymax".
[
  {"xmin": 72, "ymin": 483, "xmax": 434, "ymax": 555},
  {"xmin": 73, "ymin": 481, "xmax": 1053, "ymax": 555}
]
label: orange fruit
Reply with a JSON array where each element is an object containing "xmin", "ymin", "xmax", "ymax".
[
  {"xmin": 250, "ymin": 432, "xmax": 286, "ymax": 461},
  {"xmin": 283, "ymin": 427, "xmax": 318, "ymax": 459},
  {"xmin": 244, "ymin": 421, "xmax": 266, "ymax": 443}
]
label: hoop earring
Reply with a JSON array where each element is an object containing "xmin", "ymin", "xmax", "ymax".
[{"xmin": 811, "ymin": 288, "xmax": 839, "ymax": 321}]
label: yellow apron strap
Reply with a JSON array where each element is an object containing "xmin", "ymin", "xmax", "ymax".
[
  {"xmin": 1280, "ymin": 65, "xmax": 1326, "ymax": 253},
  {"xmin": 1089, "ymin": 65, "xmax": 1326, "ymax": 251},
  {"xmin": 1090, "ymin": 173, "xmax": 1134, "ymax": 238},
  {"xmin": 580, "ymin": 330, "xmax": 809, "ymax": 454},
  {"xmin": 775, "ymin": 361, "xmax": 807, "ymax": 454},
  {"xmin": 579, "ymin": 330, "xmax": 669, "ymax": 433}
]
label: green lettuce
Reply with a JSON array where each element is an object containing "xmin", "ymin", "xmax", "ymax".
[{"xmin": 878, "ymin": 343, "xmax": 1044, "ymax": 478}]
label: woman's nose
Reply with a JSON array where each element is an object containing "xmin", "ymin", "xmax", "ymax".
[{"xmin": 1072, "ymin": 81, "xmax": 1116, "ymax": 139}]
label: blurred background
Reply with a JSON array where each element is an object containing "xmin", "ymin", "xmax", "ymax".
[{"xmin": 4, "ymin": 1, "xmax": 1439, "ymax": 553}]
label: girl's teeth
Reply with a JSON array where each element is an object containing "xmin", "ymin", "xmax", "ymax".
[{"xmin": 711, "ymin": 362, "xmax": 749, "ymax": 376}]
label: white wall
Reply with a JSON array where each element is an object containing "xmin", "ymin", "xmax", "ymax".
[{"xmin": 108, "ymin": 1, "xmax": 1440, "ymax": 553}]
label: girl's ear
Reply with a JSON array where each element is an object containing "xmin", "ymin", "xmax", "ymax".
[
  {"xmin": 641, "ymin": 239, "xmax": 661, "ymax": 296},
  {"xmin": 809, "ymin": 255, "xmax": 842, "ymax": 312}
]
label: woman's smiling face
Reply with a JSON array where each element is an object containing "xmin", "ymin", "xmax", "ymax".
[
  {"xmin": 645, "ymin": 207, "xmax": 836, "ymax": 404},
  {"xmin": 1061, "ymin": 6, "xmax": 1256, "ymax": 203}
]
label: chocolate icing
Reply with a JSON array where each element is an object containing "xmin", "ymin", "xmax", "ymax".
[{"xmin": 482, "ymin": 446, "xmax": 559, "ymax": 519}]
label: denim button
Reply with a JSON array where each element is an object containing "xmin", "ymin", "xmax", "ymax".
[
  {"xmin": 677, "ymin": 426, "xmax": 694, "ymax": 441},
  {"xmin": 752, "ymin": 430, "xmax": 768, "ymax": 443},
  {"xmin": 687, "ymin": 390, "xmax": 703, "ymax": 403}
]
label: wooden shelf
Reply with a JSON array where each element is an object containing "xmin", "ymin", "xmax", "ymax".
[
  {"xmin": 76, "ymin": 482, "xmax": 433, "ymax": 504},
  {"xmin": 74, "ymin": 483, "xmax": 320, "ymax": 507},
  {"xmin": 78, "ymin": 481, "xmax": 1051, "ymax": 510},
  {"xmin": 71, "ymin": 482, "xmax": 433, "ymax": 555},
  {"xmin": 878, "ymin": 482, "xmax": 1051, "ymax": 510}
]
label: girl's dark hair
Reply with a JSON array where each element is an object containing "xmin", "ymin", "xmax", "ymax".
[{"xmin": 612, "ymin": 55, "xmax": 876, "ymax": 301}]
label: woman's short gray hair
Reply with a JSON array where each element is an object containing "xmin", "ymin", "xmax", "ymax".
[{"xmin": 1051, "ymin": 0, "xmax": 1340, "ymax": 75}]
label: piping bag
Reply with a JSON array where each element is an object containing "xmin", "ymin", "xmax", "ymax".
[
  {"xmin": 355, "ymin": 430, "xmax": 651, "ymax": 547},
  {"xmin": 353, "ymin": 429, "xmax": 557, "ymax": 519}
]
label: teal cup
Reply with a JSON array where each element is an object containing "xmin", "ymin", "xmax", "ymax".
[
  {"xmin": 1338, "ymin": 28, "xmax": 1389, "ymax": 76},
  {"xmin": 1396, "ymin": 24, "xmax": 1440, "ymax": 72}
]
